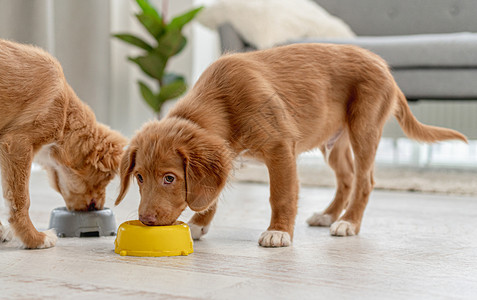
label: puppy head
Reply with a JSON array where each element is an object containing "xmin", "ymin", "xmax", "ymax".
[
  {"xmin": 45, "ymin": 124, "xmax": 127, "ymax": 211},
  {"xmin": 115, "ymin": 118, "xmax": 232, "ymax": 226}
]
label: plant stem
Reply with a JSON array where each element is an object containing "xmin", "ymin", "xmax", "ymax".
[
  {"xmin": 162, "ymin": 0, "xmax": 169, "ymax": 24},
  {"xmin": 156, "ymin": 108, "xmax": 163, "ymax": 120}
]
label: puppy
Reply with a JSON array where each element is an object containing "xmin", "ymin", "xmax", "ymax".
[
  {"xmin": 0, "ymin": 39, "xmax": 127, "ymax": 248},
  {"xmin": 115, "ymin": 43, "xmax": 466, "ymax": 247}
]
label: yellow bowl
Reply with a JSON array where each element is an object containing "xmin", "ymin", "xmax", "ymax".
[{"xmin": 114, "ymin": 220, "xmax": 193, "ymax": 257}]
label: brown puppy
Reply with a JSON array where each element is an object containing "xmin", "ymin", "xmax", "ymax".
[
  {"xmin": 0, "ymin": 39, "xmax": 127, "ymax": 249},
  {"xmin": 115, "ymin": 43, "xmax": 466, "ymax": 247}
]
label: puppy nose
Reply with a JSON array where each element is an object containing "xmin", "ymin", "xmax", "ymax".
[
  {"xmin": 139, "ymin": 214, "xmax": 157, "ymax": 226},
  {"xmin": 87, "ymin": 199, "xmax": 97, "ymax": 211}
]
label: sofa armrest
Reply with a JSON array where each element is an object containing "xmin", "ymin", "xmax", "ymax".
[{"xmin": 218, "ymin": 23, "xmax": 256, "ymax": 53}]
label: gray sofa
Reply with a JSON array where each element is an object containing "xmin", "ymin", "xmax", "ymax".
[{"xmin": 218, "ymin": 0, "xmax": 477, "ymax": 101}]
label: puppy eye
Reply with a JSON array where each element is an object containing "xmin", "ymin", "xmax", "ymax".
[
  {"xmin": 163, "ymin": 174, "xmax": 175, "ymax": 184},
  {"xmin": 136, "ymin": 173, "xmax": 144, "ymax": 183}
]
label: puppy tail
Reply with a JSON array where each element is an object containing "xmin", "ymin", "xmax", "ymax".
[{"xmin": 393, "ymin": 87, "xmax": 467, "ymax": 144}]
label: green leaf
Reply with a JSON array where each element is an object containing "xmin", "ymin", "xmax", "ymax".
[
  {"xmin": 158, "ymin": 77, "xmax": 187, "ymax": 103},
  {"xmin": 136, "ymin": 0, "xmax": 161, "ymax": 20},
  {"xmin": 138, "ymin": 81, "xmax": 160, "ymax": 111},
  {"xmin": 113, "ymin": 33, "xmax": 153, "ymax": 51},
  {"xmin": 172, "ymin": 35, "xmax": 187, "ymax": 56},
  {"xmin": 136, "ymin": 13, "xmax": 165, "ymax": 39},
  {"xmin": 155, "ymin": 29, "xmax": 187, "ymax": 57},
  {"xmin": 167, "ymin": 6, "xmax": 203, "ymax": 31},
  {"xmin": 128, "ymin": 53, "xmax": 167, "ymax": 80}
]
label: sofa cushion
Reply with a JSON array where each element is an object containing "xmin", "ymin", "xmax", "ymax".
[
  {"xmin": 293, "ymin": 32, "xmax": 477, "ymax": 68},
  {"xmin": 314, "ymin": 0, "xmax": 477, "ymax": 36},
  {"xmin": 393, "ymin": 69, "xmax": 477, "ymax": 99}
]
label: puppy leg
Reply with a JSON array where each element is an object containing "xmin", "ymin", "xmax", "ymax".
[
  {"xmin": 0, "ymin": 220, "xmax": 13, "ymax": 242},
  {"xmin": 307, "ymin": 132, "xmax": 354, "ymax": 227},
  {"xmin": 0, "ymin": 140, "xmax": 57, "ymax": 248},
  {"xmin": 259, "ymin": 144, "xmax": 298, "ymax": 247},
  {"xmin": 188, "ymin": 202, "xmax": 217, "ymax": 240},
  {"xmin": 330, "ymin": 123, "xmax": 381, "ymax": 236}
]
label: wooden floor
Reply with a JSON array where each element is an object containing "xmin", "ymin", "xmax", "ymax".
[{"xmin": 1, "ymin": 170, "xmax": 477, "ymax": 299}]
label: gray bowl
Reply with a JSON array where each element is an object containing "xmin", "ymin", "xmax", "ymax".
[{"xmin": 48, "ymin": 207, "xmax": 117, "ymax": 238}]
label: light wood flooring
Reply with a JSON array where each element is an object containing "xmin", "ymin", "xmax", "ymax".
[{"xmin": 1, "ymin": 170, "xmax": 477, "ymax": 299}]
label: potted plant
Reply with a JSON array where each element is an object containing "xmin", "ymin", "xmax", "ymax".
[{"xmin": 114, "ymin": 0, "xmax": 203, "ymax": 118}]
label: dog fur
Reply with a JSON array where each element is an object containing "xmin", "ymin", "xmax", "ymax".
[
  {"xmin": 0, "ymin": 39, "xmax": 127, "ymax": 249},
  {"xmin": 115, "ymin": 43, "xmax": 467, "ymax": 247}
]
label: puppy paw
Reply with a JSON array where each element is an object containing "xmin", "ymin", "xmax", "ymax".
[
  {"xmin": 330, "ymin": 220, "xmax": 356, "ymax": 236},
  {"xmin": 306, "ymin": 212, "xmax": 334, "ymax": 227},
  {"xmin": 0, "ymin": 224, "xmax": 13, "ymax": 242},
  {"xmin": 37, "ymin": 229, "xmax": 58, "ymax": 249},
  {"xmin": 258, "ymin": 230, "xmax": 291, "ymax": 247},
  {"xmin": 188, "ymin": 223, "xmax": 210, "ymax": 240},
  {"xmin": 24, "ymin": 229, "xmax": 58, "ymax": 249}
]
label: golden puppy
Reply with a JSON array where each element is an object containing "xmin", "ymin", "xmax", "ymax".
[
  {"xmin": 0, "ymin": 39, "xmax": 127, "ymax": 249},
  {"xmin": 115, "ymin": 43, "xmax": 466, "ymax": 247}
]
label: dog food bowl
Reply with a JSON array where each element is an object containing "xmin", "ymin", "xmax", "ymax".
[
  {"xmin": 48, "ymin": 207, "xmax": 117, "ymax": 237},
  {"xmin": 114, "ymin": 220, "xmax": 194, "ymax": 257}
]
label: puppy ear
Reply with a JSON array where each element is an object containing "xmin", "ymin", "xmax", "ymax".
[
  {"xmin": 49, "ymin": 144, "xmax": 72, "ymax": 167},
  {"xmin": 94, "ymin": 127, "xmax": 128, "ymax": 174},
  {"xmin": 180, "ymin": 138, "xmax": 232, "ymax": 212},
  {"xmin": 115, "ymin": 147, "xmax": 136, "ymax": 206}
]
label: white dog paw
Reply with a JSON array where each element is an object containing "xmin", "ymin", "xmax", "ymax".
[
  {"xmin": 330, "ymin": 220, "xmax": 356, "ymax": 236},
  {"xmin": 36, "ymin": 229, "xmax": 58, "ymax": 249},
  {"xmin": 0, "ymin": 224, "xmax": 13, "ymax": 242},
  {"xmin": 306, "ymin": 212, "xmax": 334, "ymax": 227},
  {"xmin": 188, "ymin": 223, "xmax": 210, "ymax": 240},
  {"xmin": 258, "ymin": 230, "xmax": 291, "ymax": 247}
]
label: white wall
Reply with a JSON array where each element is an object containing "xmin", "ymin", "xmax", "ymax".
[
  {"xmin": 1, "ymin": 0, "xmax": 210, "ymax": 137},
  {"xmin": 192, "ymin": 0, "xmax": 221, "ymax": 82}
]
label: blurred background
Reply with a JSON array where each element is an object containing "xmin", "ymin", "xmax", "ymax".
[
  {"xmin": 0, "ymin": 0, "xmax": 212, "ymax": 137},
  {"xmin": 1, "ymin": 0, "xmax": 476, "ymax": 195}
]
